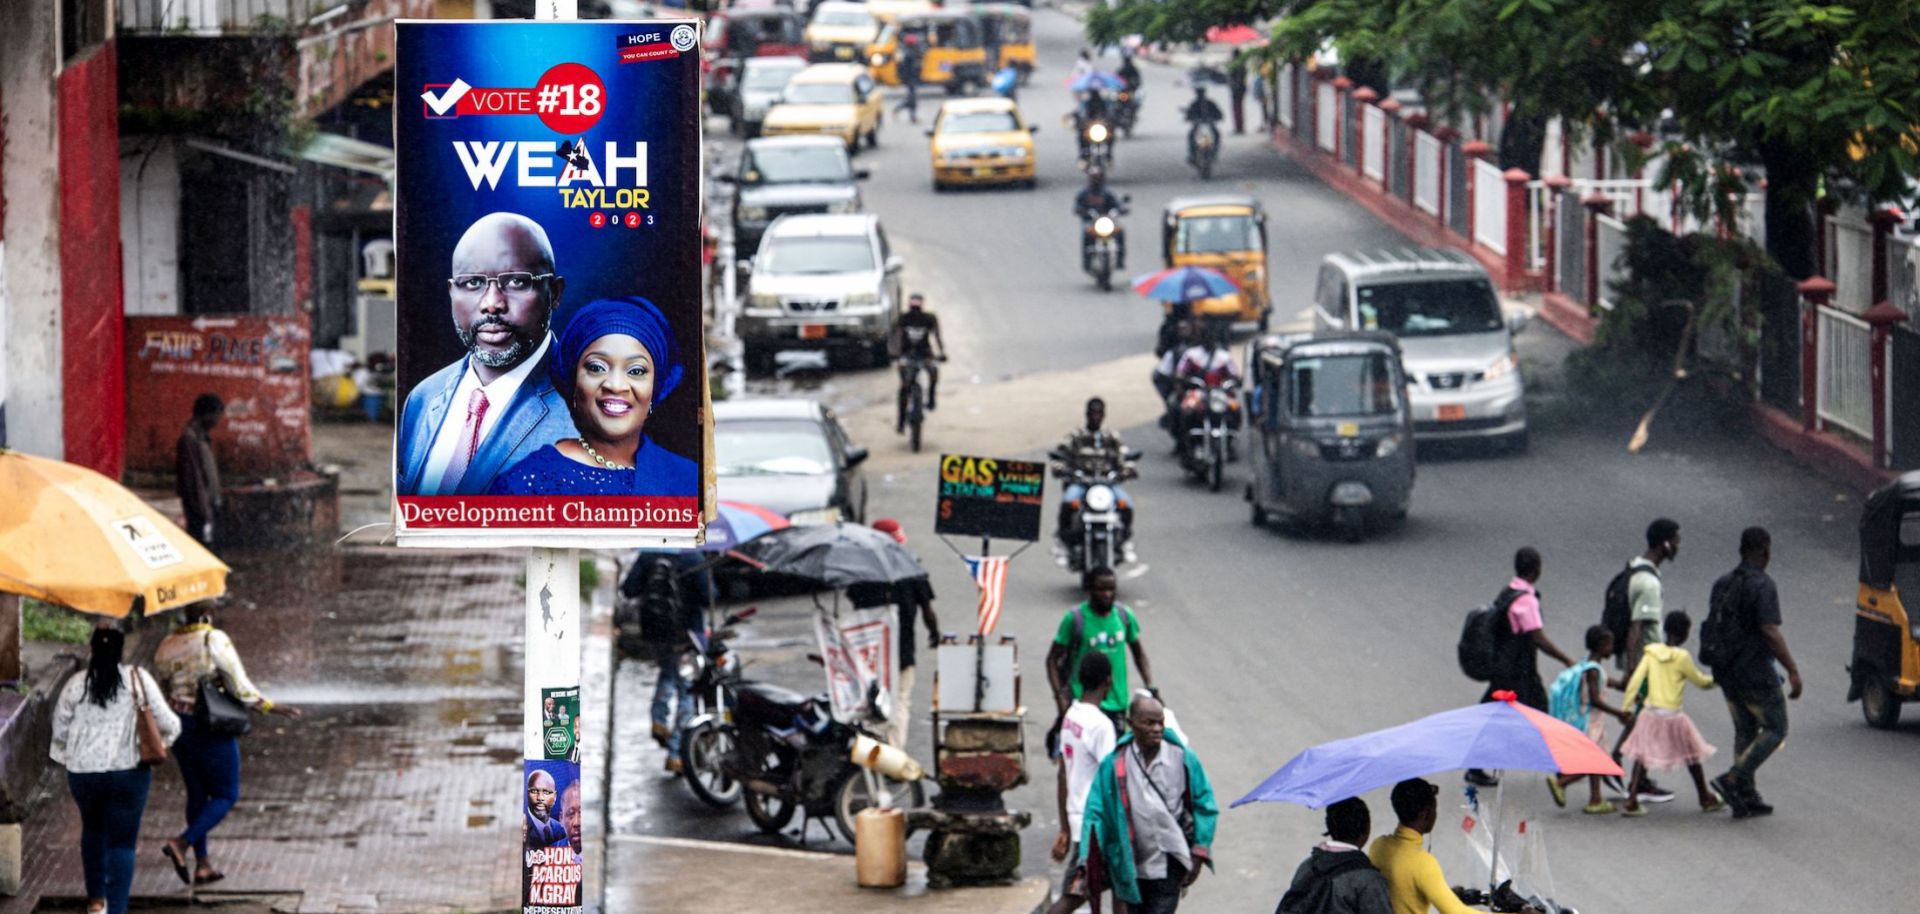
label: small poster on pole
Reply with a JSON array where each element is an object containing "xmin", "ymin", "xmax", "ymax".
[
  {"xmin": 813, "ymin": 605, "xmax": 898, "ymax": 724},
  {"xmin": 933, "ymin": 454, "xmax": 1045, "ymax": 542}
]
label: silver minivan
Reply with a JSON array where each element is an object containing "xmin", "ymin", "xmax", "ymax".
[
  {"xmin": 738, "ymin": 213, "xmax": 903, "ymax": 369},
  {"xmin": 1311, "ymin": 247, "xmax": 1528, "ymax": 449}
]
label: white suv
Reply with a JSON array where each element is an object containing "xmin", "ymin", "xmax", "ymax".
[
  {"xmin": 738, "ymin": 213, "xmax": 903, "ymax": 369},
  {"xmin": 1312, "ymin": 247, "xmax": 1529, "ymax": 449}
]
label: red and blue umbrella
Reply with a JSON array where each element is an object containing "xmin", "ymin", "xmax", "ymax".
[
  {"xmin": 1069, "ymin": 70, "xmax": 1126, "ymax": 92},
  {"xmin": 700, "ymin": 500, "xmax": 791, "ymax": 552},
  {"xmin": 1131, "ymin": 266, "xmax": 1239, "ymax": 304},
  {"xmin": 1232, "ymin": 692, "xmax": 1624, "ymax": 810}
]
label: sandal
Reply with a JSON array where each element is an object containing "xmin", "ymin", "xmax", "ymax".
[
  {"xmin": 1701, "ymin": 797, "xmax": 1727, "ymax": 813},
  {"xmin": 1545, "ymin": 776, "xmax": 1567, "ymax": 809},
  {"xmin": 1620, "ymin": 805, "xmax": 1650, "ymax": 818},
  {"xmin": 1582, "ymin": 800, "xmax": 1615, "ymax": 815},
  {"xmin": 194, "ymin": 869, "xmax": 227, "ymax": 885},
  {"xmin": 161, "ymin": 840, "xmax": 192, "ymax": 885}
]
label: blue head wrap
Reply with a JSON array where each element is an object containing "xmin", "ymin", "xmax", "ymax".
[{"xmin": 552, "ymin": 297, "xmax": 684, "ymax": 407}]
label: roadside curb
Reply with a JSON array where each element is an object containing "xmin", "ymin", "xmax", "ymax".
[{"xmin": 1749, "ymin": 402, "xmax": 1901, "ymax": 494}]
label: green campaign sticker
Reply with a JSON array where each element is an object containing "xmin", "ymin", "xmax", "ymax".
[{"xmin": 541, "ymin": 686, "xmax": 581, "ymax": 761}]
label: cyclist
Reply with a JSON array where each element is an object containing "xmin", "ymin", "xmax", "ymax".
[{"xmin": 892, "ymin": 293, "xmax": 946, "ymax": 434}]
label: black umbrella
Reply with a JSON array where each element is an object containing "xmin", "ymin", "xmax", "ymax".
[
  {"xmin": 725, "ymin": 518, "xmax": 929, "ymax": 587},
  {"xmin": 733, "ymin": 522, "xmax": 929, "ymax": 589}
]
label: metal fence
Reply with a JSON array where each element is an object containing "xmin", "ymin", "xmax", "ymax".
[
  {"xmin": 1557, "ymin": 190, "xmax": 1586, "ymax": 305},
  {"xmin": 1277, "ymin": 65, "xmax": 1295, "ymax": 129},
  {"xmin": 1446, "ymin": 141, "xmax": 1469, "ymax": 236},
  {"xmin": 1894, "ymin": 327, "xmax": 1920, "ymax": 470},
  {"xmin": 122, "ymin": 0, "xmax": 334, "ymax": 33},
  {"xmin": 1315, "ymin": 83, "xmax": 1338, "ymax": 152},
  {"xmin": 1473, "ymin": 159, "xmax": 1507, "ymax": 255},
  {"xmin": 1816, "ymin": 305, "xmax": 1874, "ymax": 438},
  {"xmin": 1890, "ymin": 234, "xmax": 1920, "ymax": 326},
  {"xmin": 1389, "ymin": 119, "xmax": 1409, "ymax": 199},
  {"xmin": 1413, "ymin": 131, "xmax": 1442, "ymax": 215},
  {"xmin": 1341, "ymin": 95, "xmax": 1358, "ymax": 166},
  {"xmin": 1594, "ymin": 214, "xmax": 1628, "ymax": 311},
  {"xmin": 1362, "ymin": 106, "xmax": 1387, "ymax": 182},
  {"xmin": 1826, "ymin": 214, "xmax": 1876, "ymax": 314}
]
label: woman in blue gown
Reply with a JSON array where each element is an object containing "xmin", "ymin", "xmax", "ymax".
[{"xmin": 489, "ymin": 297, "xmax": 699, "ymax": 497}]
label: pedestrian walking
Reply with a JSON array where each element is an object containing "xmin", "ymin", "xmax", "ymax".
[
  {"xmin": 154, "ymin": 604, "xmax": 302, "ymax": 886},
  {"xmin": 861, "ymin": 519, "xmax": 939, "ymax": 751},
  {"xmin": 1602, "ymin": 518, "xmax": 1681, "ymax": 802},
  {"xmin": 1466, "ymin": 547, "xmax": 1574, "ymax": 787},
  {"xmin": 1546, "ymin": 626, "xmax": 1629, "ymax": 814},
  {"xmin": 1227, "ymin": 52, "xmax": 1248, "ymax": 135},
  {"xmin": 1371, "ymin": 779, "xmax": 1537, "ymax": 914},
  {"xmin": 1704, "ymin": 527, "xmax": 1802, "ymax": 819},
  {"xmin": 1276, "ymin": 797, "xmax": 1392, "ymax": 914},
  {"xmin": 1047, "ymin": 566, "xmax": 1155, "ymax": 736},
  {"xmin": 175, "ymin": 393, "xmax": 224, "ymax": 550},
  {"xmin": 622, "ymin": 550, "xmax": 711, "ymax": 773},
  {"xmin": 1048, "ymin": 652, "xmax": 1117, "ymax": 914},
  {"xmin": 894, "ymin": 33, "xmax": 923, "ymax": 123},
  {"xmin": 1081, "ymin": 695, "xmax": 1217, "ymax": 914},
  {"xmin": 1619, "ymin": 611, "xmax": 1722, "ymax": 816},
  {"xmin": 51, "ymin": 628, "xmax": 181, "ymax": 914}
]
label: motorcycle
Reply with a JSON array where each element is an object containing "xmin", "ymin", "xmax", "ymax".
[
  {"xmin": 1177, "ymin": 375, "xmax": 1240, "ymax": 492},
  {"xmin": 677, "ymin": 607, "xmax": 757, "ymax": 808},
  {"xmin": 1114, "ymin": 88, "xmax": 1141, "ymax": 137},
  {"xmin": 1081, "ymin": 205, "xmax": 1127, "ymax": 291},
  {"xmin": 1079, "ymin": 119, "xmax": 1114, "ymax": 173},
  {"xmin": 1190, "ymin": 123, "xmax": 1219, "ymax": 180},
  {"xmin": 697, "ymin": 666, "xmax": 923, "ymax": 843},
  {"xmin": 1454, "ymin": 881, "xmax": 1579, "ymax": 914},
  {"xmin": 1050, "ymin": 446, "xmax": 1142, "ymax": 574}
]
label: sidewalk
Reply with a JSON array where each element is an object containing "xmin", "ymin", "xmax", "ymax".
[{"xmin": 6, "ymin": 547, "xmax": 527, "ymax": 914}]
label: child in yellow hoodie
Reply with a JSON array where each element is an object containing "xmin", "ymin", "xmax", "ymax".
[{"xmin": 1621, "ymin": 610, "xmax": 1723, "ymax": 816}]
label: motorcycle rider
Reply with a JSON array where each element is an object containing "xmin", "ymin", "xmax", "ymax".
[
  {"xmin": 1183, "ymin": 85, "xmax": 1225, "ymax": 165},
  {"xmin": 1054, "ymin": 397, "xmax": 1137, "ymax": 547},
  {"xmin": 891, "ymin": 293, "xmax": 946, "ymax": 433},
  {"xmin": 1117, "ymin": 53, "xmax": 1142, "ymax": 94},
  {"xmin": 1173, "ymin": 323, "xmax": 1244, "ymax": 455},
  {"xmin": 1073, "ymin": 168, "xmax": 1127, "ymax": 273},
  {"xmin": 1153, "ymin": 316, "xmax": 1196, "ymax": 438},
  {"xmin": 1073, "ymin": 90, "xmax": 1114, "ymax": 164}
]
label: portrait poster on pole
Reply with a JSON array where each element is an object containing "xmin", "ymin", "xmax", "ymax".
[{"xmin": 393, "ymin": 20, "xmax": 708, "ymax": 548}]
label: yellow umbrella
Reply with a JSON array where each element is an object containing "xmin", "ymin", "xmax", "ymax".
[{"xmin": 0, "ymin": 449, "xmax": 228, "ymax": 617}]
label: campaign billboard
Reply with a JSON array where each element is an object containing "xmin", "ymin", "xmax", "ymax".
[{"xmin": 393, "ymin": 20, "xmax": 707, "ymax": 547}]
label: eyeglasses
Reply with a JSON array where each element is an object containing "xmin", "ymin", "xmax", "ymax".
[{"xmin": 447, "ymin": 272, "xmax": 556, "ymax": 298}]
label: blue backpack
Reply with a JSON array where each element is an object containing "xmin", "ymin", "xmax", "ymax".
[{"xmin": 1549, "ymin": 660, "xmax": 1600, "ymax": 730}]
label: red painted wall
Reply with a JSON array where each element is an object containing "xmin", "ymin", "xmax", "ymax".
[
  {"xmin": 124, "ymin": 314, "xmax": 313, "ymax": 478},
  {"xmin": 57, "ymin": 44, "xmax": 124, "ymax": 477}
]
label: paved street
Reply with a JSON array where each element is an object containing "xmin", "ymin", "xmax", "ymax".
[{"xmin": 610, "ymin": 7, "xmax": 1920, "ymax": 913}]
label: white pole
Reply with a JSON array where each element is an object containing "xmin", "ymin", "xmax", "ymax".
[{"xmin": 1487, "ymin": 771, "xmax": 1504, "ymax": 891}]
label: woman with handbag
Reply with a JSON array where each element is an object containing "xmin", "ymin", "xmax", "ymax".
[
  {"xmin": 153, "ymin": 605, "xmax": 301, "ymax": 886},
  {"xmin": 50, "ymin": 627, "xmax": 181, "ymax": 914}
]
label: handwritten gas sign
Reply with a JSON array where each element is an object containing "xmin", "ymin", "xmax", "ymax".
[{"xmin": 934, "ymin": 454, "xmax": 1044, "ymax": 542}]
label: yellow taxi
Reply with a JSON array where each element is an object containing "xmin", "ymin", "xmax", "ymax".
[
  {"xmin": 805, "ymin": 1, "xmax": 881, "ymax": 64},
  {"xmin": 760, "ymin": 63, "xmax": 885, "ymax": 152},
  {"xmin": 927, "ymin": 97, "xmax": 1036, "ymax": 190}
]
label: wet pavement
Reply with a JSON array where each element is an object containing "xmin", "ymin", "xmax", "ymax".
[{"xmin": 10, "ymin": 546, "xmax": 527, "ymax": 914}]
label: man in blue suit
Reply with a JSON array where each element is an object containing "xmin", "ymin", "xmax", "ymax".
[{"xmin": 397, "ymin": 212, "xmax": 581, "ymax": 496}]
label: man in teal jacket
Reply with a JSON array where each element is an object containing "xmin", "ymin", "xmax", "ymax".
[{"xmin": 1081, "ymin": 695, "xmax": 1217, "ymax": 912}]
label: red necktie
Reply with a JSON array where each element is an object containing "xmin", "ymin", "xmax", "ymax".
[{"xmin": 443, "ymin": 389, "xmax": 490, "ymax": 491}]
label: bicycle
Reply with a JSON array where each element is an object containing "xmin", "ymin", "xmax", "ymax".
[{"xmin": 897, "ymin": 355, "xmax": 944, "ymax": 452}]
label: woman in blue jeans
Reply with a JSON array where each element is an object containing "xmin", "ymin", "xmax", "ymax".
[
  {"xmin": 51, "ymin": 627, "xmax": 182, "ymax": 914},
  {"xmin": 153, "ymin": 607, "xmax": 301, "ymax": 885}
]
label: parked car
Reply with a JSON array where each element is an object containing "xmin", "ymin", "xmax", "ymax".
[
  {"xmin": 760, "ymin": 63, "xmax": 885, "ymax": 152},
  {"xmin": 806, "ymin": 1, "xmax": 881, "ymax": 63},
  {"xmin": 1311, "ymin": 247, "xmax": 1529, "ymax": 450},
  {"xmin": 731, "ymin": 56, "xmax": 809, "ymax": 137},
  {"xmin": 738, "ymin": 213, "xmax": 905, "ymax": 370},
  {"xmin": 725, "ymin": 135, "xmax": 866, "ymax": 255},
  {"xmin": 706, "ymin": 7, "xmax": 809, "ymax": 116},
  {"xmin": 714, "ymin": 398, "xmax": 868, "ymax": 524},
  {"xmin": 927, "ymin": 97, "xmax": 1037, "ymax": 190}
]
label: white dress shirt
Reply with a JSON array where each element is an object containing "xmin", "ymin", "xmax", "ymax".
[{"xmin": 420, "ymin": 333, "xmax": 554, "ymax": 494}]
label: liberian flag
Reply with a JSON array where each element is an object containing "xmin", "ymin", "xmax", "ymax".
[{"xmin": 963, "ymin": 555, "xmax": 1011, "ymax": 634}]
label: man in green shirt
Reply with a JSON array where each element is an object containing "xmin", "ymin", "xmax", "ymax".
[{"xmin": 1048, "ymin": 566, "xmax": 1156, "ymax": 724}]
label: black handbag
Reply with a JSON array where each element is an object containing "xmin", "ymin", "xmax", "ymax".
[{"xmin": 193, "ymin": 632, "xmax": 253, "ymax": 737}]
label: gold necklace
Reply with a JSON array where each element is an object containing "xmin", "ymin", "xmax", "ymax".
[{"xmin": 578, "ymin": 438, "xmax": 631, "ymax": 470}]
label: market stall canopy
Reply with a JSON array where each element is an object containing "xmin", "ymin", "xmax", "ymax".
[{"xmin": 0, "ymin": 449, "xmax": 228, "ymax": 617}]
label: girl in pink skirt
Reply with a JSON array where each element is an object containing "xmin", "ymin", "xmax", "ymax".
[{"xmin": 1621, "ymin": 611, "xmax": 1724, "ymax": 816}]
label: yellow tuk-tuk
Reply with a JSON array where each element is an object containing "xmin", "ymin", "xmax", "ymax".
[
  {"xmin": 1161, "ymin": 194, "xmax": 1272, "ymax": 328},
  {"xmin": 970, "ymin": 4, "xmax": 1034, "ymax": 78},
  {"xmin": 1848, "ymin": 471, "xmax": 1920, "ymax": 728},
  {"xmin": 866, "ymin": 11, "xmax": 988, "ymax": 92}
]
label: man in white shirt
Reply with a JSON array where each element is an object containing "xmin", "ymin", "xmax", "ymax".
[
  {"xmin": 396, "ymin": 212, "xmax": 580, "ymax": 496},
  {"xmin": 1050, "ymin": 651, "xmax": 1116, "ymax": 914}
]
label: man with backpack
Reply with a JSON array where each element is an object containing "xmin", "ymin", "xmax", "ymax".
[
  {"xmin": 621, "ymin": 550, "xmax": 711, "ymax": 774},
  {"xmin": 1462, "ymin": 548, "xmax": 1574, "ymax": 787},
  {"xmin": 1048, "ymin": 566, "xmax": 1156, "ymax": 734},
  {"xmin": 1704, "ymin": 527, "xmax": 1802, "ymax": 819},
  {"xmin": 1277, "ymin": 797, "xmax": 1392, "ymax": 914},
  {"xmin": 1601, "ymin": 518, "xmax": 1681, "ymax": 801}
]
